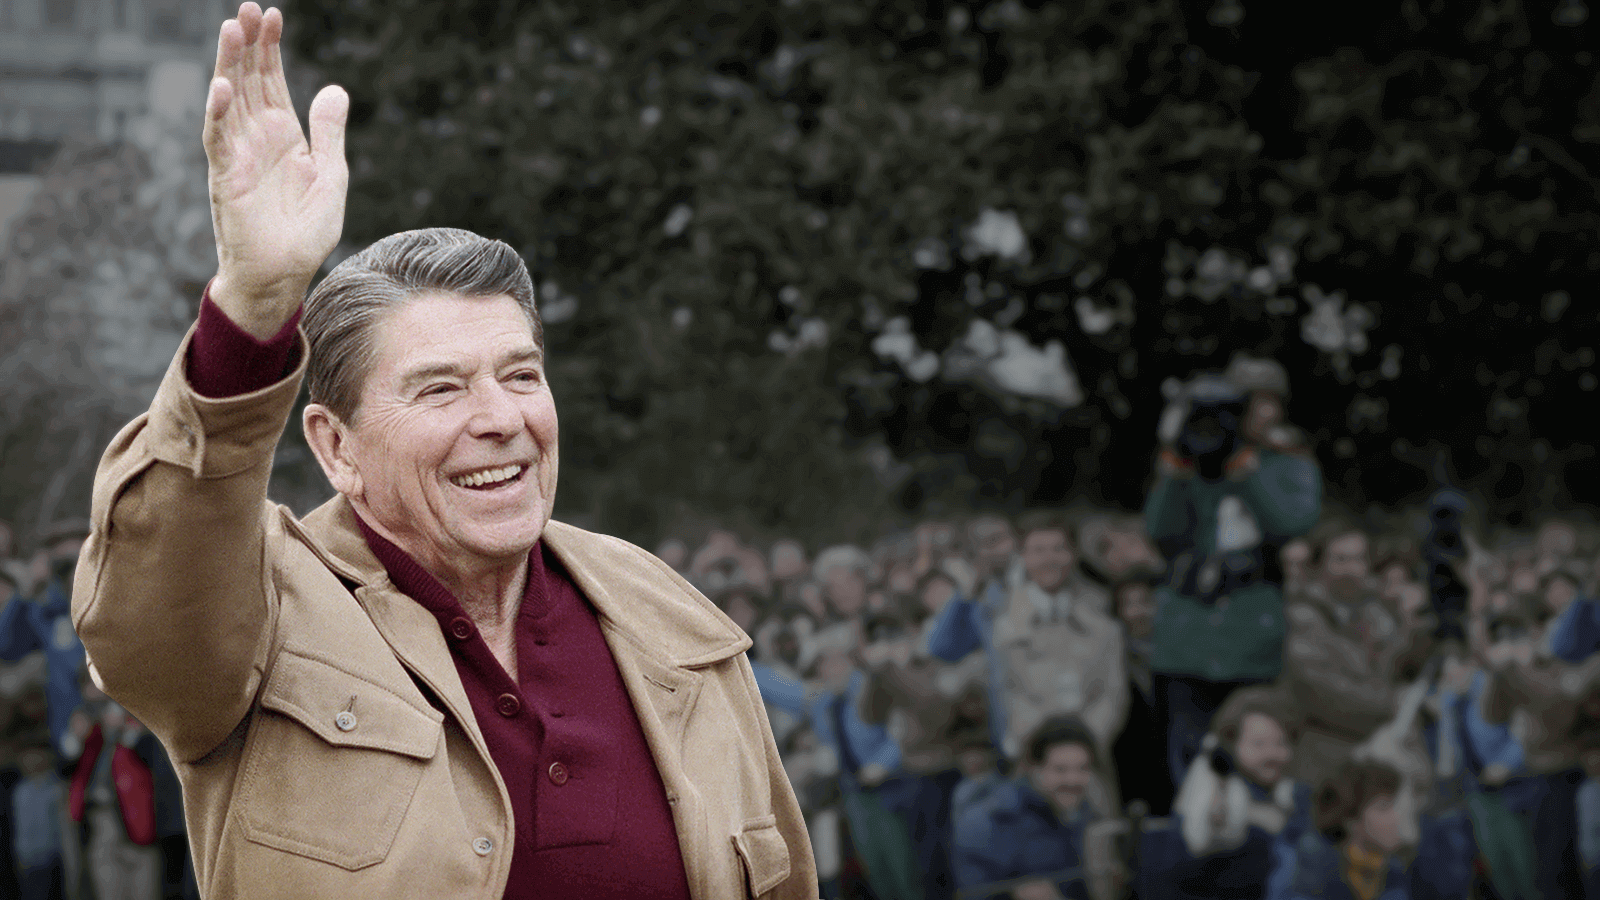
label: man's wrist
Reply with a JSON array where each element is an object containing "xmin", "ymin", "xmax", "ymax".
[{"xmin": 209, "ymin": 271, "xmax": 311, "ymax": 340}]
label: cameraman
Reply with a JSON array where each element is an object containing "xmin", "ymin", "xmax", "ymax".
[{"xmin": 1144, "ymin": 365, "xmax": 1322, "ymax": 787}]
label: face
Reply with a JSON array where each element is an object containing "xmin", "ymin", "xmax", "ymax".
[
  {"xmin": 1029, "ymin": 741, "xmax": 1093, "ymax": 817},
  {"xmin": 1116, "ymin": 583, "xmax": 1157, "ymax": 640},
  {"xmin": 1322, "ymin": 532, "xmax": 1371, "ymax": 598},
  {"xmin": 1350, "ymin": 792, "xmax": 1405, "ymax": 855},
  {"xmin": 823, "ymin": 568, "xmax": 867, "ymax": 618},
  {"xmin": 1022, "ymin": 528, "xmax": 1075, "ymax": 593},
  {"xmin": 920, "ymin": 574, "xmax": 957, "ymax": 615},
  {"xmin": 305, "ymin": 293, "xmax": 558, "ymax": 580},
  {"xmin": 771, "ymin": 540, "xmax": 808, "ymax": 582},
  {"xmin": 970, "ymin": 518, "xmax": 1016, "ymax": 574},
  {"xmin": 1234, "ymin": 712, "xmax": 1292, "ymax": 788},
  {"xmin": 1545, "ymin": 576, "xmax": 1580, "ymax": 616},
  {"xmin": 1244, "ymin": 392, "xmax": 1283, "ymax": 443},
  {"xmin": 1281, "ymin": 539, "xmax": 1311, "ymax": 586}
]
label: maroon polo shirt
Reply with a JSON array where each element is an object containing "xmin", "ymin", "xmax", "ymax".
[{"xmin": 188, "ymin": 289, "xmax": 692, "ymax": 900}]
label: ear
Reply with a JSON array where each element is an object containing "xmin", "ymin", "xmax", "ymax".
[{"xmin": 303, "ymin": 403, "xmax": 363, "ymax": 499}]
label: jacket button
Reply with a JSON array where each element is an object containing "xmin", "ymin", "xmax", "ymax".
[
  {"xmin": 472, "ymin": 837, "xmax": 493, "ymax": 856},
  {"xmin": 548, "ymin": 762, "xmax": 569, "ymax": 786},
  {"xmin": 496, "ymin": 693, "xmax": 521, "ymax": 717},
  {"xmin": 449, "ymin": 617, "xmax": 475, "ymax": 640},
  {"xmin": 334, "ymin": 711, "xmax": 357, "ymax": 732}
]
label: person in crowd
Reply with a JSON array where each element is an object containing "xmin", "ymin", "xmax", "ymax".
[
  {"xmin": 909, "ymin": 521, "xmax": 963, "ymax": 587},
  {"xmin": 1285, "ymin": 519, "xmax": 1426, "ymax": 794},
  {"xmin": 932, "ymin": 511, "xmax": 1127, "ymax": 791},
  {"xmin": 858, "ymin": 608, "xmax": 963, "ymax": 900},
  {"xmin": 1575, "ymin": 737, "xmax": 1600, "ymax": 900},
  {"xmin": 12, "ymin": 736, "xmax": 65, "ymax": 900},
  {"xmin": 1110, "ymin": 564, "xmax": 1174, "ymax": 817},
  {"xmin": 814, "ymin": 543, "xmax": 875, "ymax": 625},
  {"xmin": 63, "ymin": 695, "xmax": 162, "ymax": 900},
  {"xmin": 1280, "ymin": 538, "xmax": 1315, "ymax": 604},
  {"xmin": 953, "ymin": 715, "xmax": 1104, "ymax": 900},
  {"xmin": 1077, "ymin": 514, "xmax": 1165, "ymax": 588},
  {"xmin": 709, "ymin": 580, "xmax": 765, "ymax": 638},
  {"xmin": 1146, "ymin": 370, "xmax": 1322, "ymax": 787},
  {"xmin": 770, "ymin": 537, "xmax": 812, "ymax": 605},
  {"xmin": 71, "ymin": 7, "xmax": 813, "ymax": 897},
  {"xmin": 0, "ymin": 521, "xmax": 88, "ymax": 762},
  {"xmin": 1478, "ymin": 607, "xmax": 1594, "ymax": 900},
  {"xmin": 686, "ymin": 527, "xmax": 771, "ymax": 596},
  {"xmin": 1156, "ymin": 685, "xmax": 1312, "ymax": 900},
  {"xmin": 1287, "ymin": 759, "xmax": 1411, "ymax": 900},
  {"xmin": 1545, "ymin": 563, "xmax": 1599, "ymax": 663},
  {"xmin": 950, "ymin": 727, "xmax": 1004, "ymax": 831}
]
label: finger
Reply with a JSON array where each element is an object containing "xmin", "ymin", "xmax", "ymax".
[
  {"xmin": 308, "ymin": 84, "xmax": 350, "ymax": 170},
  {"xmin": 213, "ymin": 17, "xmax": 243, "ymax": 86},
  {"xmin": 203, "ymin": 77, "xmax": 235, "ymax": 161},
  {"xmin": 259, "ymin": 7, "xmax": 294, "ymax": 109},
  {"xmin": 237, "ymin": 2, "xmax": 264, "ymax": 110}
]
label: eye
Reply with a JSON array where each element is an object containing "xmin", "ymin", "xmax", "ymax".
[
  {"xmin": 420, "ymin": 383, "xmax": 459, "ymax": 398},
  {"xmin": 508, "ymin": 370, "xmax": 543, "ymax": 388}
]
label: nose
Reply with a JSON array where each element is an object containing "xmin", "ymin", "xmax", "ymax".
[{"xmin": 467, "ymin": 379, "xmax": 524, "ymax": 438}]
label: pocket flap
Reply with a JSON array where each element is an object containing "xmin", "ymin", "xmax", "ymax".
[
  {"xmin": 261, "ymin": 649, "xmax": 442, "ymax": 760},
  {"xmin": 732, "ymin": 816, "xmax": 791, "ymax": 897}
]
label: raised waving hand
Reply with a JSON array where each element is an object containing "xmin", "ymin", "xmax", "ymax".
[{"xmin": 204, "ymin": 2, "xmax": 348, "ymax": 339}]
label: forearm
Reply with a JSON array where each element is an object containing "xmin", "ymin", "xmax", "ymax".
[{"xmin": 73, "ymin": 325, "xmax": 305, "ymax": 761}]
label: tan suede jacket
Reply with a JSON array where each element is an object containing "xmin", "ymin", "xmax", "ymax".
[{"xmin": 71, "ymin": 328, "xmax": 816, "ymax": 899}]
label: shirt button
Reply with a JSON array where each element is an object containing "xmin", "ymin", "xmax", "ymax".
[
  {"xmin": 548, "ymin": 762, "xmax": 569, "ymax": 786},
  {"xmin": 334, "ymin": 711, "xmax": 357, "ymax": 732},
  {"xmin": 449, "ymin": 617, "xmax": 475, "ymax": 640},
  {"xmin": 496, "ymin": 693, "xmax": 521, "ymax": 717},
  {"xmin": 472, "ymin": 837, "xmax": 493, "ymax": 856}
]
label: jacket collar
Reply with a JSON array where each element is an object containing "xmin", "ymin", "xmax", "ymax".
[{"xmin": 292, "ymin": 495, "xmax": 750, "ymax": 670}]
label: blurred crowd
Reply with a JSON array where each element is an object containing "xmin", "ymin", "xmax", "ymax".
[{"xmin": 0, "ymin": 360, "xmax": 1598, "ymax": 900}]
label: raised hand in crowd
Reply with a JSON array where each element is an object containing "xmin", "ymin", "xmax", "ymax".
[{"xmin": 204, "ymin": 1, "xmax": 348, "ymax": 336}]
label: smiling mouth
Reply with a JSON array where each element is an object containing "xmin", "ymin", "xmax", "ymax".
[{"xmin": 450, "ymin": 464, "xmax": 527, "ymax": 489}]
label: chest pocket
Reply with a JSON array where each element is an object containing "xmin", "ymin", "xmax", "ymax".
[{"xmin": 237, "ymin": 648, "xmax": 444, "ymax": 870}]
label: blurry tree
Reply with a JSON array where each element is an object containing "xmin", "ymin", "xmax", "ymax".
[{"xmin": 281, "ymin": 0, "xmax": 1599, "ymax": 544}]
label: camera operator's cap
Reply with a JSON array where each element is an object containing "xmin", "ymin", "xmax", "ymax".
[{"xmin": 1223, "ymin": 354, "xmax": 1290, "ymax": 398}]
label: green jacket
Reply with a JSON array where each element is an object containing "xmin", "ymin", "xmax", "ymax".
[{"xmin": 1144, "ymin": 450, "xmax": 1322, "ymax": 682}]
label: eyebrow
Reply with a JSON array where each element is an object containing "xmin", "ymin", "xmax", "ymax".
[{"xmin": 398, "ymin": 347, "xmax": 544, "ymax": 395}]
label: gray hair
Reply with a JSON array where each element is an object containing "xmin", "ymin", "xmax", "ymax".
[{"xmin": 302, "ymin": 228, "xmax": 540, "ymax": 421}]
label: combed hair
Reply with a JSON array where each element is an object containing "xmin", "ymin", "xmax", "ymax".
[
  {"xmin": 302, "ymin": 228, "xmax": 541, "ymax": 421},
  {"xmin": 1314, "ymin": 758, "xmax": 1402, "ymax": 841},
  {"xmin": 1210, "ymin": 685, "xmax": 1302, "ymax": 747},
  {"xmin": 1025, "ymin": 714, "xmax": 1098, "ymax": 768}
]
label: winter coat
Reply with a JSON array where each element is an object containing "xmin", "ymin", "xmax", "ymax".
[
  {"xmin": 1144, "ymin": 450, "xmax": 1322, "ymax": 683},
  {"xmin": 952, "ymin": 777, "xmax": 1092, "ymax": 900},
  {"xmin": 71, "ymin": 328, "xmax": 816, "ymax": 900},
  {"xmin": 1286, "ymin": 832, "xmax": 1408, "ymax": 900}
]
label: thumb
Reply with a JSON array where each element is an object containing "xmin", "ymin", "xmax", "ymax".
[{"xmin": 308, "ymin": 84, "xmax": 350, "ymax": 171}]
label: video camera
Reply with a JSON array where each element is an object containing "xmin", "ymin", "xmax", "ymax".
[
  {"xmin": 1421, "ymin": 489, "xmax": 1470, "ymax": 642},
  {"xmin": 1175, "ymin": 375, "xmax": 1247, "ymax": 481}
]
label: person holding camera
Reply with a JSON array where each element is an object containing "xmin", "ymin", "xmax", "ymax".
[{"xmin": 1145, "ymin": 368, "xmax": 1322, "ymax": 788}]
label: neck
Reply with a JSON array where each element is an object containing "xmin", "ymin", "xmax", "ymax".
[{"xmin": 354, "ymin": 502, "xmax": 529, "ymax": 629}]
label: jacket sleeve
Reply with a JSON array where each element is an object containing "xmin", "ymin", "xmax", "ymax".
[
  {"xmin": 927, "ymin": 595, "xmax": 982, "ymax": 663},
  {"xmin": 1143, "ymin": 475, "xmax": 1196, "ymax": 558},
  {"xmin": 0, "ymin": 594, "xmax": 41, "ymax": 661},
  {"xmin": 1083, "ymin": 622, "xmax": 1129, "ymax": 754},
  {"xmin": 1548, "ymin": 596, "xmax": 1600, "ymax": 664},
  {"xmin": 71, "ymin": 325, "xmax": 305, "ymax": 763},
  {"xmin": 752, "ymin": 660, "xmax": 809, "ymax": 717},
  {"xmin": 1235, "ymin": 451, "xmax": 1322, "ymax": 542},
  {"xmin": 951, "ymin": 805, "xmax": 1011, "ymax": 889}
]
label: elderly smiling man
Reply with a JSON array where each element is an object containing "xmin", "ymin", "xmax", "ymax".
[{"xmin": 71, "ymin": 4, "xmax": 814, "ymax": 899}]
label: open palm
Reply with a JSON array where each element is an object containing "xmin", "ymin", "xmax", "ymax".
[{"xmin": 204, "ymin": 3, "xmax": 347, "ymax": 335}]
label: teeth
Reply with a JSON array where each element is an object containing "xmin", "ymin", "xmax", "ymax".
[{"xmin": 451, "ymin": 464, "xmax": 524, "ymax": 488}]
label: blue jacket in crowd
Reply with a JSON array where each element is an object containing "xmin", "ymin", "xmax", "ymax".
[
  {"xmin": 951, "ymin": 777, "xmax": 1089, "ymax": 900},
  {"xmin": 1144, "ymin": 449, "xmax": 1321, "ymax": 683},
  {"xmin": 752, "ymin": 662, "xmax": 901, "ymax": 787},
  {"xmin": 925, "ymin": 572, "xmax": 1013, "ymax": 757},
  {"xmin": 1140, "ymin": 779, "xmax": 1313, "ymax": 900},
  {"xmin": 0, "ymin": 579, "xmax": 84, "ymax": 756},
  {"xmin": 1548, "ymin": 593, "xmax": 1600, "ymax": 664},
  {"xmin": 1423, "ymin": 670, "xmax": 1524, "ymax": 793}
]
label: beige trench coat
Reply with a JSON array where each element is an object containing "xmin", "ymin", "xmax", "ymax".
[{"xmin": 71, "ymin": 328, "xmax": 816, "ymax": 899}]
